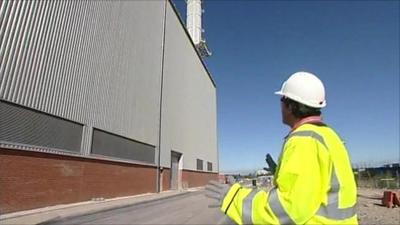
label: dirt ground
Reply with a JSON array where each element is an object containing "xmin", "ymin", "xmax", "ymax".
[{"xmin": 357, "ymin": 188, "xmax": 400, "ymax": 225}]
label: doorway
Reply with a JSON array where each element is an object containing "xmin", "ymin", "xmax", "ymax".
[{"xmin": 170, "ymin": 151, "xmax": 182, "ymax": 190}]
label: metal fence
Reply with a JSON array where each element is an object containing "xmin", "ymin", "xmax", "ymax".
[{"xmin": 355, "ymin": 168, "xmax": 400, "ymax": 189}]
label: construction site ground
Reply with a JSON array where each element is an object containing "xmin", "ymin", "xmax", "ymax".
[
  {"xmin": 2, "ymin": 186, "xmax": 399, "ymax": 225},
  {"xmin": 357, "ymin": 188, "xmax": 400, "ymax": 225}
]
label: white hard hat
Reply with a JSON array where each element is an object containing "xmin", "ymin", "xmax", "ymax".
[{"xmin": 275, "ymin": 71, "xmax": 326, "ymax": 108}]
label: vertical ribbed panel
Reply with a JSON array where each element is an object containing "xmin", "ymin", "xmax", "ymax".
[
  {"xmin": 0, "ymin": 101, "xmax": 83, "ymax": 153},
  {"xmin": 91, "ymin": 128, "xmax": 156, "ymax": 164},
  {"xmin": 0, "ymin": 0, "xmax": 165, "ymax": 146},
  {"xmin": 81, "ymin": 125, "xmax": 93, "ymax": 155}
]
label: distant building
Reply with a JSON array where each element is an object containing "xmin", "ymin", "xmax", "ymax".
[
  {"xmin": 0, "ymin": 0, "xmax": 218, "ymax": 213},
  {"xmin": 383, "ymin": 163, "xmax": 400, "ymax": 168},
  {"xmin": 256, "ymin": 169, "xmax": 271, "ymax": 176},
  {"xmin": 356, "ymin": 164, "xmax": 400, "ymax": 179}
]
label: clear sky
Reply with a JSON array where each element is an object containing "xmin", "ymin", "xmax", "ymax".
[{"xmin": 172, "ymin": 0, "xmax": 399, "ymax": 173}]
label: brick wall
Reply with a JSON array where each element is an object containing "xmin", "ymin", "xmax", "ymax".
[
  {"xmin": 0, "ymin": 148, "xmax": 157, "ymax": 213},
  {"xmin": 182, "ymin": 169, "xmax": 218, "ymax": 188},
  {"xmin": 161, "ymin": 168, "xmax": 170, "ymax": 191}
]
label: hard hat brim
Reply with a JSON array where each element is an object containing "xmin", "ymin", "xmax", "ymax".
[{"xmin": 274, "ymin": 90, "xmax": 326, "ymax": 108}]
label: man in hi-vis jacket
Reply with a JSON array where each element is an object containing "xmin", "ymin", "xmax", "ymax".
[{"xmin": 206, "ymin": 72, "xmax": 358, "ymax": 225}]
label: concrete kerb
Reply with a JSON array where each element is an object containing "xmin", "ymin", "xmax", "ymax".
[{"xmin": 1, "ymin": 187, "xmax": 203, "ymax": 225}]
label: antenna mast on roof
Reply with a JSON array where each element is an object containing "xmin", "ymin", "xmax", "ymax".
[{"xmin": 186, "ymin": 0, "xmax": 211, "ymax": 58}]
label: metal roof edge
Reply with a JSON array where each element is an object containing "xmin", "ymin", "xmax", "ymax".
[{"xmin": 167, "ymin": 0, "xmax": 217, "ymax": 88}]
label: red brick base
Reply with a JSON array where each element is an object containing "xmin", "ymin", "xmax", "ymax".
[
  {"xmin": 160, "ymin": 168, "xmax": 170, "ymax": 191},
  {"xmin": 0, "ymin": 148, "xmax": 157, "ymax": 213},
  {"xmin": 0, "ymin": 148, "xmax": 218, "ymax": 213},
  {"xmin": 182, "ymin": 169, "xmax": 218, "ymax": 187}
]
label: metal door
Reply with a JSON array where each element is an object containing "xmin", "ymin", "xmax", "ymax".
[{"xmin": 170, "ymin": 151, "xmax": 181, "ymax": 190}]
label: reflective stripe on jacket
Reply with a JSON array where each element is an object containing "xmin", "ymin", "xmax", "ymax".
[{"xmin": 220, "ymin": 123, "xmax": 358, "ymax": 225}]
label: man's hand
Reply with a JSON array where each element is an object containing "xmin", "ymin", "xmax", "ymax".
[
  {"xmin": 265, "ymin": 153, "xmax": 277, "ymax": 174},
  {"xmin": 205, "ymin": 180, "xmax": 230, "ymax": 208}
]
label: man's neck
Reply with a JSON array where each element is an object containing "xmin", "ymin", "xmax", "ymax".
[{"xmin": 290, "ymin": 115, "xmax": 322, "ymax": 131}]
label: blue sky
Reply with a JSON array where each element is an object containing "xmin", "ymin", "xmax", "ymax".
[{"xmin": 172, "ymin": 0, "xmax": 399, "ymax": 173}]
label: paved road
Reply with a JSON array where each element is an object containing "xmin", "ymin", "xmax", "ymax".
[{"xmin": 42, "ymin": 191, "xmax": 234, "ymax": 225}]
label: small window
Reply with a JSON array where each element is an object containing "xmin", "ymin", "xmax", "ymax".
[
  {"xmin": 207, "ymin": 162, "xmax": 212, "ymax": 171},
  {"xmin": 196, "ymin": 159, "xmax": 203, "ymax": 171}
]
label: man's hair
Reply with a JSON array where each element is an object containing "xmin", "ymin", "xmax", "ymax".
[{"xmin": 282, "ymin": 97, "xmax": 321, "ymax": 118}]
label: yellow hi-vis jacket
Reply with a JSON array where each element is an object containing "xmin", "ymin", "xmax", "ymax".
[{"xmin": 221, "ymin": 123, "xmax": 358, "ymax": 225}]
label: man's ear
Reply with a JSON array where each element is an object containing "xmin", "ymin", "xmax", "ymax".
[{"xmin": 286, "ymin": 102, "xmax": 293, "ymax": 113}]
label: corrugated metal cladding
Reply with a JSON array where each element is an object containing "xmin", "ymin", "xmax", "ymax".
[
  {"xmin": 0, "ymin": 101, "xmax": 82, "ymax": 153},
  {"xmin": 160, "ymin": 3, "xmax": 218, "ymax": 172},
  {"xmin": 91, "ymin": 129, "xmax": 155, "ymax": 164},
  {"xmin": 0, "ymin": 0, "xmax": 164, "ymax": 148},
  {"xmin": 0, "ymin": 0, "xmax": 218, "ymax": 171}
]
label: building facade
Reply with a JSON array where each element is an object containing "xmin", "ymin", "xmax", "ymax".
[{"xmin": 0, "ymin": 0, "xmax": 218, "ymax": 213}]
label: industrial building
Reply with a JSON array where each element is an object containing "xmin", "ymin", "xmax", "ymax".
[{"xmin": 0, "ymin": 0, "xmax": 218, "ymax": 213}]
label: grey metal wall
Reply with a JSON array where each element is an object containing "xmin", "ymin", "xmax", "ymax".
[
  {"xmin": 0, "ymin": 0, "xmax": 217, "ymax": 172},
  {"xmin": 0, "ymin": 0, "xmax": 164, "ymax": 157},
  {"xmin": 160, "ymin": 3, "xmax": 218, "ymax": 172}
]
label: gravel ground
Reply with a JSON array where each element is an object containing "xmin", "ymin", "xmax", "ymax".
[{"xmin": 357, "ymin": 188, "xmax": 400, "ymax": 225}]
